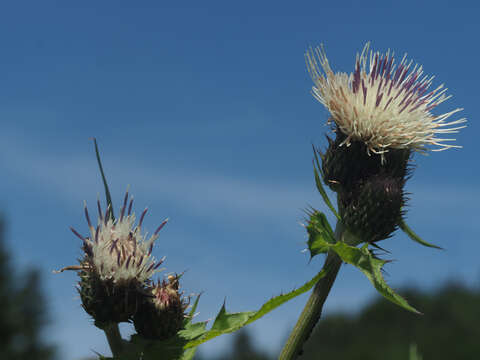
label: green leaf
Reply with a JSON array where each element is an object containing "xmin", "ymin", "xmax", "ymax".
[
  {"xmin": 399, "ymin": 219, "xmax": 443, "ymax": 250},
  {"xmin": 306, "ymin": 210, "xmax": 336, "ymax": 258},
  {"xmin": 183, "ymin": 269, "xmax": 327, "ymax": 349},
  {"xmin": 126, "ymin": 333, "xmax": 189, "ymax": 360},
  {"xmin": 312, "ymin": 145, "xmax": 340, "ymax": 220},
  {"xmin": 180, "ymin": 347, "xmax": 198, "ymax": 360},
  {"xmin": 116, "ymin": 271, "xmax": 326, "ymax": 358},
  {"xmin": 93, "ymin": 138, "xmax": 115, "ymax": 220},
  {"xmin": 179, "ymin": 321, "xmax": 208, "ymax": 341},
  {"xmin": 307, "ymin": 218, "xmax": 420, "ymax": 314}
]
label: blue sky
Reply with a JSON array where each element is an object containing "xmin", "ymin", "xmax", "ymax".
[{"xmin": 0, "ymin": 1, "xmax": 478, "ymax": 359}]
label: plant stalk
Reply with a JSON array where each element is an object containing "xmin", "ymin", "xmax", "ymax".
[
  {"xmin": 278, "ymin": 220, "xmax": 347, "ymax": 360},
  {"xmin": 102, "ymin": 322, "xmax": 124, "ymax": 358}
]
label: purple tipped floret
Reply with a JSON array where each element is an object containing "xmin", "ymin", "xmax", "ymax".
[
  {"xmin": 146, "ymin": 262, "xmax": 155, "ymax": 273},
  {"xmin": 84, "ymin": 205, "xmax": 92, "ymax": 229},
  {"xmin": 370, "ymin": 53, "xmax": 379, "ymax": 83},
  {"xmin": 153, "ymin": 261, "xmax": 163, "ymax": 270},
  {"xmin": 385, "ymin": 56, "xmax": 394, "ymax": 80},
  {"xmin": 154, "ymin": 219, "xmax": 168, "ymax": 235},
  {"xmin": 97, "ymin": 199, "xmax": 103, "ymax": 221},
  {"xmin": 138, "ymin": 208, "xmax": 148, "ymax": 228},
  {"xmin": 378, "ymin": 55, "xmax": 386, "ymax": 78},
  {"xmin": 362, "ymin": 79, "xmax": 367, "ymax": 105},
  {"xmin": 110, "ymin": 239, "xmax": 119, "ymax": 254},
  {"xmin": 120, "ymin": 191, "xmax": 129, "ymax": 222},
  {"xmin": 148, "ymin": 242, "xmax": 154, "ymax": 256},
  {"xmin": 125, "ymin": 255, "xmax": 132, "ymax": 269},
  {"xmin": 353, "ymin": 60, "xmax": 361, "ymax": 93},
  {"xmin": 408, "ymin": 99, "xmax": 425, "ymax": 113},
  {"xmin": 393, "ymin": 64, "xmax": 404, "ymax": 84},
  {"xmin": 137, "ymin": 256, "xmax": 144, "ymax": 268},
  {"xmin": 383, "ymin": 96, "xmax": 394, "ymax": 110},
  {"xmin": 70, "ymin": 227, "xmax": 86, "ymax": 241},
  {"xmin": 397, "ymin": 65, "xmax": 409, "ymax": 86},
  {"xmin": 376, "ymin": 93, "xmax": 383, "ymax": 108},
  {"xmin": 84, "ymin": 243, "xmax": 93, "ymax": 257},
  {"xmin": 128, "ymin": 198, "xmax": 133, "ymax": 216},
  {"xmin": 95, "ymin": 226, "xmax": 99, "ymax": 243}
]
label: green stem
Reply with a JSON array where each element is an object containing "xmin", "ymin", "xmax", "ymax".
[
  {"xmin": 102, "ymin": 322, "xmax": 124, "ymax": 358},
  {"xmin": 278, "ymin": 221, "xmax": 347, "ymax": 360}
]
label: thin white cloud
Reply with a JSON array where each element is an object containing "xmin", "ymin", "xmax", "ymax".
[{"xmin": 0, "ymin": 130, "xmax": 317, "ymax": 224}]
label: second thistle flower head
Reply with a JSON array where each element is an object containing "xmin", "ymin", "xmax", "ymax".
[
  {"xmin": 70, "ymin": 190, "xmax": 168, "ymax": 323},
  {"xmin": 306, "ymin": 42, "xmax": 466, "ymax": 155},
  {"xmin": 72, "ymin": 190, "xmax": 168, "ymax": 285}
]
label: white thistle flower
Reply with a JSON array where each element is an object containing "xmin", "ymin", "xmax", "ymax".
[
  {"xmin": 71, "ymin": 190, "xmax": 167, "ymax": 284},
  {"xmin": 305, "ymin": 43, "xmax": 466, "ymax": 154}
]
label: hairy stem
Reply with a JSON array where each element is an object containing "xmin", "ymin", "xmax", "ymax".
[
  {"xmin": 278, "ymin": 221, "xmax": 347, "ymax": 360},
  {"xmin": 102, "ymin": 322, "xmax": 124, "ymax": 357}
]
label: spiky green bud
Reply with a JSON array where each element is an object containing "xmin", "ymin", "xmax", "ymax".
[
  {"xmin": 318, "ymin": 129, "xmax": 411, "ymax": 242},
  {"xmin": 338, "ymin": 175, "xmax": 405, "ymax": 242},
  {"xmin": 133, "ymin": 274, "xmax": 189, "ymax": 340}
]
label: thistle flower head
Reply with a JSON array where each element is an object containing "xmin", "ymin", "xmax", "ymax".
[
  {"xmin": 71, "ymin": 190, "xmax": 168, "ymax": 285},
  {"xmin": 306, "ymin": 43, "xmax": 466, "ymax": 155}
]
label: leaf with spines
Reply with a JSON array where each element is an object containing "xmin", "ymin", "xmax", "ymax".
[
  {"xmin": 399, "ymin": 219, "xmax": 443, "ymax": 250},
  {"xmin": 183, "ymin": 269, "xmax": 327, "ymax": 349},
  {"xmin": 102, "ymin": 271, "xmax": 326, "ymax": 359},
  {"xmin": 307, "ymin": 210, "xmax": 420, "ymax": 314},
  {"xmin": 306, "ymin": 210, "xmax": 336, "ymax": 257}
]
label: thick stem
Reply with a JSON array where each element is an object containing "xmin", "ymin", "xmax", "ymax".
[
  {"xmin": 278, "ymin": 221, "xmax": 347, "ymax": 360},
  {"xmin": 102, "ymin": 322, "xmax": 124, "ymax": 358}
]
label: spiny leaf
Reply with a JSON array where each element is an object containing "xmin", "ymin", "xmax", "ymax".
[
  {"xmin": 179, "ymin": 321, "xmax": 208, "ymax": 341},
  {"xmin": 399, "ymin": 219, "xmax": 443, "ymax": 250},
  {"xmin": 184, "ymin": 293, "xmax": 202, "ymax": 326},
  {"xmin": 306, "ymin": 210, "xmax": 336, "ymax": 258},
  {"xmin": 183, "ymin": 269, "xmax": 327, "ymax": 349},
  {"xmin": 118, "ymin": 271, "xmax": 327, "ymax": 358},
  {"xmin": 308, "ymin": 218, "xmax": 420, "ymax": 314},
  {"xmin": 127, "ymin": 334, "xmax": 188, "ymax": 360},
  {"xmin": 93, "ymin": 138, "xmax": 115, "ymax": 220},
  {"xmin": 312, "ymin": 145, "xmax": 340, "ymax": 220},
  {"xmin": 336, "ymin": 242, "xmax": 420, "ymax": 314}
]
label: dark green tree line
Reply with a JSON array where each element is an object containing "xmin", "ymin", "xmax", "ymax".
[
  {"xmin": 196, "ymin": 281, "xmax": 480, "ymax": 360},
  {"xmin": 0, "ymin": 218, "xmax": 57, "ymax": 360}
]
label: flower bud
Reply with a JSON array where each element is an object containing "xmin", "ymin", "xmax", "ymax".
[
  {"xmin": 338, "ymin": 174, "xmax": 405, "ymax": 242},
  {"xmin": 133, "ymin": 274, "xmax": 189, "ymax": 340}
]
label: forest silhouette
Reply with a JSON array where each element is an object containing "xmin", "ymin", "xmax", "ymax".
[{"xmin": 0, "ymin": 218, "xmax": 56, "ymax": 360}]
